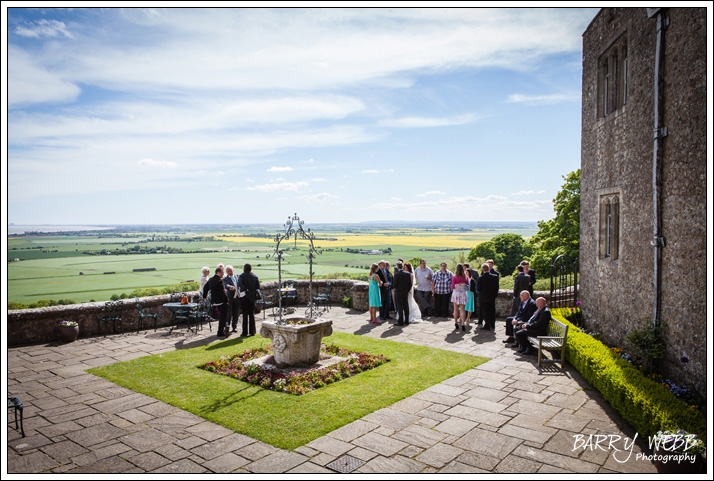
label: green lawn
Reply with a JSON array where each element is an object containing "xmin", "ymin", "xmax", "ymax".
[{"xmin": 88, "ymin": 332, "xmax": 488, "ymax": 449}]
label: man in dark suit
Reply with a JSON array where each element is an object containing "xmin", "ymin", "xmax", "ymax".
[
  {"xmin": 376, "ymin": 261, "xmax": 392, "ymax": 321},
  {"xmin": 203, "ymin": 266, "xmax": 229, "ymax": 337},
  {"xmin": 487, "ymin": 259, "xmax": 500, "ymax": 280},
  {"xmin": 514, "ymin": 297, "xmax": 552, "ymax": 355},
  {"xmin": 477, "ymin": 263, "xmax": 499, "ymax": 330},
  {"xmin": 391, "ymin": 261, "xmax": 412, "ymax": 326},
  {"xmin": 511, "ymin": 266, "xmax": 532, "ymax": 316},
  {"xmin": 238, "ymin": 263, "xmax": 260, "ymax": 337},
  {"xmin": 504, "ymin": 291, "xmax": 538, "ymax": 344},
  {"xmin": 223, "ymin": 265, "xmax": 241, "ymax": 333},
  {"xmin": 521, "ymin": 260, "xmax": 536, "ymax": 296}
]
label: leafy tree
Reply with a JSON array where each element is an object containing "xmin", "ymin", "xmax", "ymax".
[
  {"xmin": 528, "ymin": 169, "xmax": 581, "ymax": 275},
  {"xmin": 468, "ymin": 234, "xmax": 532, "ymax": 276}
]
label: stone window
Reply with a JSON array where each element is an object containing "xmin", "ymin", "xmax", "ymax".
[
  {"xmin": 597, "ymin": 34, "xmax": 628, "ymax": 117},
  {"xmin": 599, "ymin": 194, "xmax": 620, "ymax": 260}
]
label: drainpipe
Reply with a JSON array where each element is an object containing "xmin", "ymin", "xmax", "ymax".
[{"xmin": 648, "ymin": 8, "xmax": 668, "ymax": 326}]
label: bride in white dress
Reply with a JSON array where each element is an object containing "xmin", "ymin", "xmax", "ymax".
[{"xmin": 404, "ymin": 263, "xmax": 422, "ymax": 324}]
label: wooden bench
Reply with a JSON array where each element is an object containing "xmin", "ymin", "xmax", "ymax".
[{"xmin": 527, "ymin": 318, "xmax": 569, "ymax": 368}]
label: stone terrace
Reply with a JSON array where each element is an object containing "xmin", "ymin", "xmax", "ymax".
[{"xmin": 6, "ymin": 307, "xmax": 657, "ymax": 474}]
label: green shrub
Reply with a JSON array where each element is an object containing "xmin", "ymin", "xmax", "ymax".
[
  {"xmin": 342, "ymin": 296, "xmax": 353, "ymax": 309},
  {"xmin": 552, "ymin": 311, "xmax": 706, "ymax": 445}
]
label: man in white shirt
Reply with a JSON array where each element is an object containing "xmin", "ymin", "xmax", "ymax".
[{"xmin": 414, "ymin": 260, "xmax": 434, "ymax": 316}]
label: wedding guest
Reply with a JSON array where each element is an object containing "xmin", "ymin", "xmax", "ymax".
[
  {"xmin": 451, "ymin": 264, "xmax": 469, "ymax": 331},
  {"xmin": 431, "ymin": 262, "xmax": 453, "ymax": 318},
  {"xmin": 465, "ymin": 268, "xmax": 476, "ymax": 328},
  {"xmin": 414, "ymin": 260, "xmax": 434, "ymax": 316},
  {"xmin": 223, "ymin": 265, "xmax": 241, "ymax": 333},
  {"xmin": 368, "ymin": 263, "xmax": 383, "ymax": 325},
  {"xmin": 477, "ymin": 263, "xmax": 499, "ymax": 330},
  {"xmin": 237, "ymin": 263, "xmax": 260, "ymax": 337},
  {"xmin": 521, "ymin": 260, "xmax": 536, "ymax": 296},
  {"xmin": 202, "ymin": 266, "xmax": 229, "ymax": 337},
  {"xmin": 511, "ymin": 265, "xmax": 531, "ymax": 315},
  {"xmin": 199, "ymin": 266, "xmax": 210, "ymax": 294},
  {"xmin": 376, "ymin": 261, "xmax": 392, "ymax": 321}
]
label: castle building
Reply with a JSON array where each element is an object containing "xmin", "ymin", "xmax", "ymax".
[{"xmin": 580, "ymin": 8, "xmax": 707, "ymax": 396}]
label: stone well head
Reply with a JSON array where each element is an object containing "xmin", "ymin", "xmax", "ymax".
[{"xmin": 259, "ymin": 317, "xmax": 333, "ymax": 367}]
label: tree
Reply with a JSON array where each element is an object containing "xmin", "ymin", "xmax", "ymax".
[
  {"xmin": 468, "ymin": 234, "xmax": 532, "ymax": 276},
  {"xmin": 528, "ymin": 169, "xmax": 581, "ymax": 275}
]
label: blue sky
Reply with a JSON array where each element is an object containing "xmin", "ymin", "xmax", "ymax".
[{"xmin": 4, "ymin": 6, "xmax": 599, "ymax": 225}]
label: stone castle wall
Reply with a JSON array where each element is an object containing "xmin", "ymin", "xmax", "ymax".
[{"xmin": 580, "ymin": 8, "xmax": 707, "ymax": 396}]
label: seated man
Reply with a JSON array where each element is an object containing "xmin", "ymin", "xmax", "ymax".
[
  {"xmin": 514, "ymin": 297, "xmax": 551, "ymax": 355},
  {"xmin": 504, "ymin": 290, "xmax": 538, "ymax": 345}
]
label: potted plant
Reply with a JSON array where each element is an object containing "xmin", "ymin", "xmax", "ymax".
[
  {"xmin": 57, "ymin": 320, "xmax": 79, "ymax": 342},
  {"xmin": 652, "ymin": 429, "xmax": 706, "ymax": 474}
]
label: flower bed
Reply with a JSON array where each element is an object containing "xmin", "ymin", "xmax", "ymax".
[
  {"xmin": 550, "ymin": 308, "xmax": 706, "ymax": 447},
  {"xmin": 199, "ymin": 344, "xmax": 389, "ymax": 395}
]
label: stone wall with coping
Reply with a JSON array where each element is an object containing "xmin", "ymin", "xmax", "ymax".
[{"xmin": 7, "ymin": 277, "xmax": 549, "ymax": 346}]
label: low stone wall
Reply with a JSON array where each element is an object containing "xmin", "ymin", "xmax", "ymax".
[{"xmin": 7, "ymin": 278, "xmax": 549, "ymax": 346}]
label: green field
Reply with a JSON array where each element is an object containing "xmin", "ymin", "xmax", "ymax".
[{"xmin": 7, "ymin": 222, "xmax": 537, "ymax": 306}]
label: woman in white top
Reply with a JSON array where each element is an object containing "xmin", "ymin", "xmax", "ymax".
[
  {"xmin": 403, "ymin": 263, "xmax": 422, "ymax": 324},
  {"xmin": 199, "ymin": 266, "xmax": 210, "ymax": 294}
]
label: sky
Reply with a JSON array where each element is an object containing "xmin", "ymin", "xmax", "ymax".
[{"xmin": 3, "ymin": 6, "xmax": 600, "ymax": 225}]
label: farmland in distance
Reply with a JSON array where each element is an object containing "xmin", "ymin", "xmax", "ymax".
[{"xmin": 7, "ymin": 222, "xmax": 537, "ymax": 305}]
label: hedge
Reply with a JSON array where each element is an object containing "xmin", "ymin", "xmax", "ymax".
[{"xmin": 551, "ymin": 309, "xmax": 706, "ymax": 444}]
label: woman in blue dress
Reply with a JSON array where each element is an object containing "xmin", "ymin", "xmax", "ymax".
[
  {"xmin": 465, "ymin": 268, "xmax": 476, "ymax": 330},
  {"xmin": 368, "ymin": 263, "xmax": 383, "ymax": 325}
]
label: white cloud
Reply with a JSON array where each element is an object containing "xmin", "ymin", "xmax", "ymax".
[
  {"xmin": 267, "ymin": 166, "xmax": 294, "ymax": 172},
  {"xmin": 15, "ymin": 19, "xmax": 74, "ymax": 39},
  {"xmin": 505, "ymin": 93, "xmax": 580, "ymax": 105},
  {"xmin": 138, "ymin": 158, "xmax": 177, "ymax": 168},
  {"xmin": 362, "ymin": 169, "xmax": 379, "ymax": 174},
  {"xmin": 512, "ymin": 190, "xmax": 547, "ymax": 196},
  {"xmin": 417, "ymin": 190, "xmax": 446, "ymax": 197},
  {"xmin": 7, "ymin": 46, "xmax": 81, "ymax": 106},
  {"xmin": 298, "ymin": 193, "xmax": 339, "ymax": 204},
  {"xmin": 381, "ymin": 113, "xmax": 483, "ymax": 128},
  {"xmin": 311, "ymin": 178, "xmax": 327, "ymax": 182},
  {"xmin": 247, "ymin": 181, "xmax": 309, "ymax": 193}
]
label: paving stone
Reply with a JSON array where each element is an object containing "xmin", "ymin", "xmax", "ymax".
[
  {"xmin": 544, "ymin": 392, "xmax": 588, "ymax": 410},
  {"xmin": 243, "ymin": 450, "xmax": 308, "ymax": 473},
  {"xmin": 413, "ymin": 390, "xmax": 463, "ymax": 407},
  {"xmin": 36, "ymin": 420, "xmax": 84, "ymax": 438},
  {"xmin": 391, "ymin": 423, "xmax": 448, "ymax": 449},
  {"xmin": 138, "ymin": 401, "xmax": 182, "ymax": 417},
  {"xmin": 175, "ymin": 435, "xmax": 208, "ymax": 450},
  {"xmin": 306, "ymin": 435, "xmax": 354, "ymax": 456},
  {"xmin": 184, "ymin": 421, "xmax": 235, "ymax": 442},
  {"xmin": 153, "ymin": 443, "xmax": 192, "ymax": 461},
  {"xmin": 69, "ymin": 442, "xmax": 132, "ymax": 466},
  {"xmin": 545, "ymin": 412, "xmax": 591, "ymax": 432},
  {"xmin": 116, "ymin": 408, "xmax": 155, "ymax": 424},
  {"xmin": 326, "ymin": 419, "xmax": 378, "ymax": 442},
  {"xmin": 495, "ymin": 454, "xmax": 542, "ymax": 473},
  {"xmin": 507, "ymin": 399, "xmax": 562, "ymax": 419},
  {"xmin": 438, "ymin": 460, "xmax": 490, "ymax": 473},
  {"xmin": 64, "ymin": 423, "xmax": 126, "ymax": 448},
  {"xmin": 498, "ymin": 423, "xmax": 556, "ymax": 444},
  {"xmin": 70, "ymin": 455, "xmax": 138, "ymax": 473},
  {"xmin": 453, "ymin": 427, "xmax": 522, "ymax": 459},
  {"xmin": 293, "ymin": 445, "xmax": 319, "ymax": 457},
  {"xmin": 91, "ymin": 392, "xmax": 156, "ymax": 415},
  {"xmin": 234, "ymin": 441, "xmax": 278, "ymax": 461},
  {"xmin": 462, "ymin": 386, "xmax": 510, "ymax": 403},
  {"xmin": 363, "ymin": 408, "xmax": 420, "ymax": 432},
  {"xmin": 120, "ymin": 428, "xmax": 176, "ymax": 453},
  {"xmin": 459, "ymin": 396, "xmax": 510, "ymax": 413},
  {"xmin": 399, "ymin": 445, "xmax": 425, "ymax": 457},
  {"xmin": 357, "ymin": 454, "xmax": 427, "ymax": 473},
  {"xmin": 150, "ymin": 458, "xmax": 208, "ymax": 473},
  {"xmin": 455, "ymin": 451, "xmax": 501, "ymax": 471},
  {"xmin": 7, "ymin": 450, "xmax": 61, "ymax": 473},
  {"xmin": 513, "ymin": 444, "xmax": 600, "ymax": 473},
  {"xmin": 415, "ymin": 442, "xmax": 464, "ymax": 468},
  {"xmin": 290, "ymin": 459, "xmax": 337, "ymax": 473},
  {"xmin": 352, "ymin": 431, "xmax": 409, "ymax": 457},
  {"xmin": 126, "ymin": 451, "xmax": 172, "ymax": 471},
  {"xmin": 9, "ymin": 433, "xmax": 54, "ymax": 453},
  {"xmin": 346, "ymin": 446, "xmax": 380, "ymax": 462},
  {"xmin": 442, "ymin": 405, "xmax": 510, "ymax": 428},
  {"xmin": 416, "ymin": 417, "xmax": 439, "ymax": 428},
  {"xmin": 390, "ymin": 396, "xmax": 434, "ymax": 415},
  {"xmin": 426, "ymin": 383, "xmax": 468, "ymax": 397},
  {"xmin": 415, "ymin": 408, "xmax": 450, "ymax": 423},
  {"xmin": 202, "ymin": 452, "xmax": 250, "ymax": 473}
]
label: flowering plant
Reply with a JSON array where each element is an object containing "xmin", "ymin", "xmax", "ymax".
[
  {"xmin": 654, "ymin": 429, "xmax": 706, "ymax": 457},
  {"xmin": 200, "ymin": 343, "xmax": 389, "ymax": 395},
  {"xmin": 58, "ymin": 320, "xmax": 78, "ymax": 327}
]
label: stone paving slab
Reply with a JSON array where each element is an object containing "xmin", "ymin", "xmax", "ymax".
[{"xmin": 6, "ymin": 306, "xmax": 659, "ymax": 474}]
